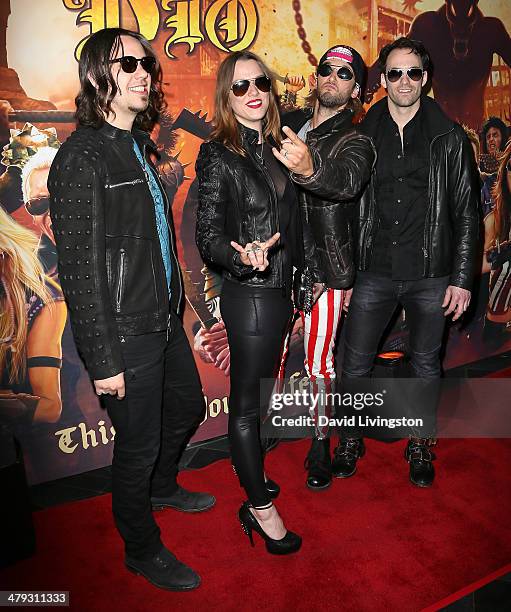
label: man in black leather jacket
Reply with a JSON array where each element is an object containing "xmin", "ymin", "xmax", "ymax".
[
  {"xmin": 48, "ymin": 28, "xmax": 213, "ymax": 591},
  {"xmin": 272, "ymin": 45, "xmax": 375, "ymax": 491},
  {"xmin": 336, "ymin": 37, "xmax": 480, "ymax": 487}
]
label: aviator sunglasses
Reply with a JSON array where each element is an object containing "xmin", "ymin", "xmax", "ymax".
[
  {"xmin": 317, "ymin": 63, "xmax": 354, "ymax": 80},
  {"xmin": 231, "ymin": 75, "xmax": 272, "ymax": 97},
  {"xmin": 386, "ymin": 68, "xmax": 424, "ymax": 82},
  {"xmin": 109, "ymin": 55, "xmax": 157, "ymax": 74}
]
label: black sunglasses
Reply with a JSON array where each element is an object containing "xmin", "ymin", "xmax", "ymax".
[
  {"xmin": 26, "ymin": 197, "xmax": 50, "ymax": 216},
  {"xmin": 386, "ymin": 68, "xmax": 424, "ymax": 82},
  {"xmin": 231, "ymin": 75, "xmax": 272, "ymax": 97},
  {"xmin": 110, "ymin": 56, "xmax": 156, "ymax": 74},
  {"xmin": 317, "ymin": 63, "xmax": 354, "ymax": 81}
]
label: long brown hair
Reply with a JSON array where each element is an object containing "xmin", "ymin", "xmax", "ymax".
[
  {"xmin": 75, "ymin": 28, "xmax": 165, "ymax": 132},
  {"xmin": 493, "ymin": 140, "xmax": 511, "ymax": 244},
  {"xmin": 210, "ymin": 51, "xmax": 281, "ymax": 156}
]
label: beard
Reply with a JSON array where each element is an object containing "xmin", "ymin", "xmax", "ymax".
[
  {"xmin": 318, "ymin": 88, "xmax": 351, "ymax": 109},
  {"xmin": 128, "ymin": 97, "xmax": 149, "ymax": 115}
]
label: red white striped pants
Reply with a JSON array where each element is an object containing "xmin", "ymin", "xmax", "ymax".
[{"xmin": 280, "ymin": 288, "xmax": 345, "ymax": 380}]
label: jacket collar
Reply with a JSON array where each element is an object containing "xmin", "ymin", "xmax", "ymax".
[
  {"xmin": 361, "ymin": 95, "xmax": 454, "ymax": 141},
  {"xmin": 238, "ymin": 122, "xmax": 261, "ymax": 147},
  {"xmin": 98, "ymin": 121, "xmax": 158, "ymax": 155},
  {"xmin": 310, "ymin": 107, "xmax": 355, "ymax": 137}
]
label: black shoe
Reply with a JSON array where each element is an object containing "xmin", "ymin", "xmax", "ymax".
[
  {"xmin": 125, "ymin": 546, "xmax": 200, "ymax": 591},
  {"xmin": 238, "ymin": 502, "xmax": 302, "ymax": 555},
  {"xmin": 405, "ymin": 439, "xmax": 436, "ymax": 487},
  {"xmin": 304, "ymin": 438, "xmax": 332, "ymax": 490},
  {"xmin": 332, "ymin": 438, "xmax": 365, "ymax": 478},
  {"xmin": 151, "ymin": 486, "xmax": 216, "ymax": 512},
  {"xmin": 265, "ymin": 478, "xmax": 280, "ymax": 499}
]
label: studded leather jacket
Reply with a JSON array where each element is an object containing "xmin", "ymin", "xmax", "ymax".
[
  {"xmin": 48, "ymin": 122, "xmax": 182, "ymax": 380},
  {"xmin": 284, "ymin": 107, "xmax": 376, "ymax": 289},
  {"xmin": 195, "ymin": 123, "xmax": 320, "ymax": 292}
]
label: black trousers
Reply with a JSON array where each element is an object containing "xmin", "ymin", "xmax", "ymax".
[
  {"xmin": 103, "ymin": 312, "xmax": 205, "ymax": 559},
  {"xmin": 221, "ymin": 281, "xmax": 292, "ymax": 507},
  {"xmin": 341, "ymin": 273, "xmax": 448, "ymax": 438}
]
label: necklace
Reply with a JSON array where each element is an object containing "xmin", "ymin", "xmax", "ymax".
[{"xmin": 255, "ymin": 138, "xmax": 264, "ymax": 164}]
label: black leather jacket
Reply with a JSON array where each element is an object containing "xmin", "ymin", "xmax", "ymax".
[
  {"xmin": 285, "ymin": 107, "xmax": 376, "ymax": 289},
  {"xmin": 357, "ymin": 96, "xmax": 480, "ymax": 289},
  {"xmin": 195, "ymin": 123, "xmax": 318, "ymax": 292},
  {"xmin": 48, "ymin": 122, "xmax": 182, "ymax": 380}
]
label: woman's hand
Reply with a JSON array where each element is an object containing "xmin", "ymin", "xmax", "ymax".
[{"xmin": 231, "ymin": 232, "xmax": 280, "ymax": 271}]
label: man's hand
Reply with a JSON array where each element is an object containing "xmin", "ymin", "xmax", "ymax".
[
  {"xmin": 194, "ymin": 321, "xmax": 230, "ymax": 375},
  {"xmin": 442, "ymin": 285, "xmax": 471, "ymax": 321},
  {"xmin": 343, "ymin": 288, "xmax": 353, "ymax": 312},
  {"xmin": 94, "ymin": 372, "xmax": 125, "ymax": 400},
  {"xmin": 272, "ymin": 126, "xmax": 314, "ymax": 177},
  {"xmin": 231, "ymin": 232, "xmax": 280, "ymax": 271},
  {"xmin": 313, "ymin": 283, "xmax": 326, "ymax": 304}
]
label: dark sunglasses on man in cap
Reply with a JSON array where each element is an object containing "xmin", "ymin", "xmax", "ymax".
[{"xmin": 317, "ymin": 64, "xmax": 354, "ymax": 81}]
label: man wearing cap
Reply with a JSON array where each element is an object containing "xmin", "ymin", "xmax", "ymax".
[
  {"xmin": 337, "ymin": 37, "xmax": 480, "ymax": 487},
  {"xmin": 272, "ymin": 44, "xmax": 375, "ymax": 491}
]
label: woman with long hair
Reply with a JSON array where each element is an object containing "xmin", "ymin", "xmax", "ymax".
[
  {"xmin": 196, "ymin": 51, "xmax": 316, "ymax": 554},
  {"xmin": 0, "ymin": 207, "xmax": 66, "ymax": 423}
]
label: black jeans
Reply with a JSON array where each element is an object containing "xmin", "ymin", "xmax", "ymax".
[
  {"xmin": 341, "ymin": 272, "xmax": 449, "ymax": 438},
  {"xmin": 103, "ymin": 312, "xmax": 205, "ymax": 559},
  {"xmin": 221, "ymin": 281, "xmax": 292, "ymax": 508}
]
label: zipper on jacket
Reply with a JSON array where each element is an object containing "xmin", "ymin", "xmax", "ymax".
[
  {"xmin": 106, "ymin": 178, "xmax": 144, "ymax": 189},
  {"xmin": 116, "ymin": 249, "xmax": 126, "ymax": 312}
]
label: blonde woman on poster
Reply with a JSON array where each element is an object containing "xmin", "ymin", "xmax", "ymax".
[{"xmin": 0, "ymin": 208, "xmax": 66, "ymax": 425}]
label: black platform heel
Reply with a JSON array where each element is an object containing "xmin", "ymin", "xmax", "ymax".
[
  {"xmin": 238, "ymin": 501, "xmax": 302, "ymax": 555},
  {"xmin": 265, "ymin": 478, "xmax": 280, "ymax": 500}
]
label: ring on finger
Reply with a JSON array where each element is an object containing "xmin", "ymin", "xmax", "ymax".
[{"xmin": 283, "ymin": 150, "xmax": 288, "ymax": 159}]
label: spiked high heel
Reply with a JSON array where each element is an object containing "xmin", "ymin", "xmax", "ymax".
[{"xmin": 238, "ymin": 501, "xmax": 302, "ymax": 555}]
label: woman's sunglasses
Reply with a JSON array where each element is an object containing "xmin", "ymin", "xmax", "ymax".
[
  {"xmin": 110, "ymin": 56, "xmax": 157, "ymax": 75},
  {"xmin": 231, "ymin": 75, "xmax": 272, "ymax": 97},
  {"xmin": 317, "ymin": 64, "xmax": 354, "ymax": 81},
  {"xmin": 386, "ymin": 68, "xmax": 424, "ymax": 83}
]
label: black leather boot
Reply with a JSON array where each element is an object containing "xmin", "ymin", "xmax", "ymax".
[
  {"xmin": 332, "ymin": 438, "xmax": 365, "ymax": 478},
  {"xmin": 405, "ymin": 438, "xmax": 436, "ymax": 487},
  {"xmin": 304, "ymin": 438, "xmax": 332, "ymax": 490}
]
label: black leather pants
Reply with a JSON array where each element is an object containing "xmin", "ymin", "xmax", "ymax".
[{"xmin": 221, "ymin": 280, "xmax": 292, "ymax": 507}]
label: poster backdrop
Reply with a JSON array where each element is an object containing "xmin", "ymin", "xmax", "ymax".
[{"xmin": 0, "ymin": 0, "xmax": 510, "ymax": 484}]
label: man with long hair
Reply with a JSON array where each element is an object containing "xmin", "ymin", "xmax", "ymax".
[
  {"xmin": 48, "ymin": 28, "xmax": 213, "ymax": 591},
  {"xmin": 273, "ymin": 45, "xmax": 375, "ymax": 491}
]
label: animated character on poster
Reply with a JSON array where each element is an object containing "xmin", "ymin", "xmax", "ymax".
[
  {"xmin": 366, "ymin": 0, "xmax": 511, "ymax": 130},
  {"xmin": 484, "ymin": 140, "xmax": 511, "ymax": 345}
]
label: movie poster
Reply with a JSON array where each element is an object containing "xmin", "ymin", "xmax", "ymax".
[{"xmin": 0, "ymin": 0, "xmax": 510, "ymax": 484}]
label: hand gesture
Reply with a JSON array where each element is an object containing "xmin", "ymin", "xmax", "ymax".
[
  {"xmin": 231, "ymin": 232, "xmax": 280, "ymax": 272},
  {"xmin": 272, "ymin": 126, "xmax": 314, "ymax": 177}
]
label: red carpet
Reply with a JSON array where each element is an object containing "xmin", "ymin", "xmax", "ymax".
[{"xmin": 3, "ymin": 438, "xmax": 511, "ymax": 611}]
